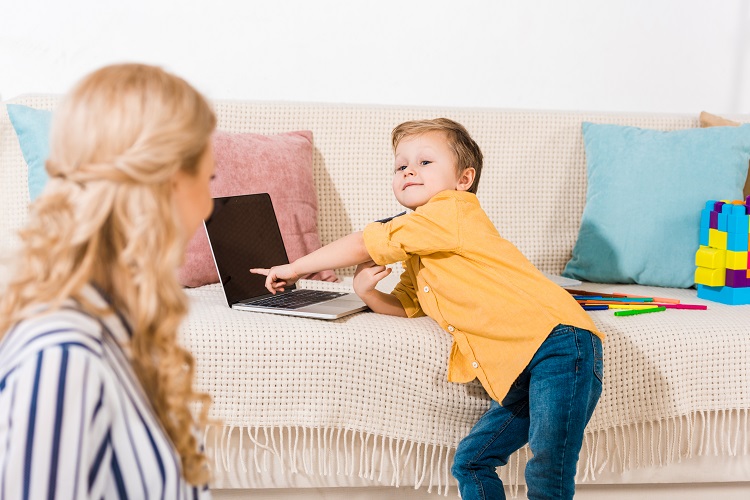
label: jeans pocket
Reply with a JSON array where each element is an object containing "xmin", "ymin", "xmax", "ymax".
[{"xmin": 591, "ymin": 334, "xmax": 604, "ymax": 384}]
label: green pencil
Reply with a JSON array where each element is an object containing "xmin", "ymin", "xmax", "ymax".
[{"xmin": 614, "ymin": 306, "xmax": 666, "ymax": 317}]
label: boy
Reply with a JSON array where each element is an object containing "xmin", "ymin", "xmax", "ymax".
[{"xmin": 251, "ymin": 118, "xmax": 604, "ymax": 499}]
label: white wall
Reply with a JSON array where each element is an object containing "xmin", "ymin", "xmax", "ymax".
[{"xmin": 1, "ymin": 0, "xmax": 749, "ymax": 114}]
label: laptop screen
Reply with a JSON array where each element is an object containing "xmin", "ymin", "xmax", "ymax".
[{"xmin": 203, "ymin": 193, "xmax": 293, "ymax": 305}]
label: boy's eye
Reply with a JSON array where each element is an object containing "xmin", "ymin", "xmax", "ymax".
[
  {"xmin": 420, "ymin": 160, "xmax": 431, "ymax": 166},
  {"xmin": 395, "ymin": 165, "xmax": 407, "ymax": 172}
]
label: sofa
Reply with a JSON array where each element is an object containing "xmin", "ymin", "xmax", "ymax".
[{"xmin": 2, "ymin": 95, "xmax": 750, "ymax": 499}]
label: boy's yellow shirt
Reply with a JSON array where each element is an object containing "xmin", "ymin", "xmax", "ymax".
[{"xmin": 363, "ymin": 190, "xmax": 604, "ymax": 403}]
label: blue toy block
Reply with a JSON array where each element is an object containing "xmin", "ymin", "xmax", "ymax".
[
  {"xmin": 727, "ymin": 231, "xmax": 749, "ymax": 252},
  {"xmin": 730, "ymin": 204, "xmax": 747, "ymax": 215},
  {"xmin": 727, "ymin": 213, "xmax": 750, "ymax": 234},
  {"xmin": 718, "ymin": 212, "xmax": 728, "ymax": 231},
  {"xmin": 700, "ymin": 208, "xmax": 711, "ymax": 230},
  {"xmin": 699, "ymin": 224, "xmax": 709, "ymax": 246},
  {"xmin": 697, "ymin": 284, "xmax": 750, "ymax": 305}
]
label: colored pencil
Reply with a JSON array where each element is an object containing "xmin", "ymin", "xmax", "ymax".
[
  {"xmin": 614, "ymin": 306, "xmax": 667, "ymax": 316},
  {"xmin": 566, "ymin": 289, "xmax": 680, "ymax": 304},
  {"xmin": 606, "ymin": 304, "xmax": 661, "ymax": 310}
]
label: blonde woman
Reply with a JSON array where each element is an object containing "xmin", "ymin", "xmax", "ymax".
[{"xmin": 0, "ymin": 64, "xmax": 216, "ymax": 498}]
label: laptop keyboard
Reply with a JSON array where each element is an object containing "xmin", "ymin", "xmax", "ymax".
[{"xmin": 245, "ymin": 289, "xmax": 347, "ymax": 309}]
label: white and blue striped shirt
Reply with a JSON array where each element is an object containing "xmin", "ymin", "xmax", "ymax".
[{"xmin": 0, "ymin": 286, "xmax": 211, "ymax": 499}]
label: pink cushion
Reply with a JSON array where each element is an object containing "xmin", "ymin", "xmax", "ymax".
[{"xmin": 177, "ymin": 130, "xmax": 338, "ymax": 287}]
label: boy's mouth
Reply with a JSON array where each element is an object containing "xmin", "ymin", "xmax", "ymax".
[{"xmin": 402, "ymin": 182, "xmax": 421, "ymax": 190}]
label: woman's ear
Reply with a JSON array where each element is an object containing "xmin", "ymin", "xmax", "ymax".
[{"xmin": 456, "ymin": 167, "xmax": 476, "ymax": 192}]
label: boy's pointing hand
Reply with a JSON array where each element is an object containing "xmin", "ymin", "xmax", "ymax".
[{"xmin": 250, "ymin": 264, "xmax": 300, "ymax": 294}]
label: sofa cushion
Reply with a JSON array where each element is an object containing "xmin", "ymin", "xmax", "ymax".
[
  {"xmin": 4, "ymin": 104, "xmax": 336, "ymax": 287},
  {"xmin": 6, "ymin": 104, "xmax": 52, "ymax": 201},
  {"xmin": 563, "ymin": 122, "xmax": 750, "ymax": 288},
  {"xmin": 699, "ymin": 111, "xmax": 750, "ymax": 199},
  {"xmin": 179, "ymin": 130, "xmax": 337, "ymax": 287}
]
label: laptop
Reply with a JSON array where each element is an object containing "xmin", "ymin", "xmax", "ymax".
[{"xmin": 204, "ymin": 193, "xmax": 368, "ymax": 319}]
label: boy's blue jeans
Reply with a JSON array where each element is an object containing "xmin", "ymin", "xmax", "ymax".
[{"xmin": 451, "ymin": 324, "xmax": 603, "ymax": 500}]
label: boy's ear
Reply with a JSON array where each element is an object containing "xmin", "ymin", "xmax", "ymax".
[{"xmin": 456, "ymin": 167, "xmax": 476, "ymax": 191}]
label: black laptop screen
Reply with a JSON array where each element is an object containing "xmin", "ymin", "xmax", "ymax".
[{"xmin": 203, "ymin": 193, "xmax": 293, "ymax": 305}]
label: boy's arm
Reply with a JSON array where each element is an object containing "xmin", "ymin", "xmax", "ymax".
[
  {"xmin": 353, "ymin": 261, "xmax": 407, "ymax": 317},
  {"xmin": 357, "ymin": 289, "xmax": 408, "ymax": 317},
  {"xmin": 251, "ymin": 231, "xmax": 371, "ymax": 293}
]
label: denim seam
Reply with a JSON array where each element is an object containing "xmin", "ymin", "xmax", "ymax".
[
  {"xmin": 557, "ymin": 328, "xmax": 581, "ymax": 499},
  {"xmin": 467, "ymin": 400, "xmax": 528, "ymax": 499}
]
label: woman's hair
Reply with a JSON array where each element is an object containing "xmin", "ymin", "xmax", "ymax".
[
  {"xmin": 391, "ymin": 118, "xmax": 484, "ymax": 194},
  {"xmin": 0, "ymin": 63, "xmax": 216, "ymax": 485}
]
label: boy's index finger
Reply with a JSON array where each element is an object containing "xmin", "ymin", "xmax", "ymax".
[{"xmin": 250, "ymin": 268, "xmax": 270, "ymax": 276}]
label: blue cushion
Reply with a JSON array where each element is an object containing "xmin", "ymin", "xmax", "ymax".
[
  {"xmin": 6, "ymin": 104, "xmax": 52, "ymax": 201},
  {"xmin": 563, "ymin": 122, "xmax": 750, "ymax": 288}
]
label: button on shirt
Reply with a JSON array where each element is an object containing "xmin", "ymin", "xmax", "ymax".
[
  {"xmin": 363, "ymin": 190, "xmax": 604, "ymax": 402},
  {"xmin": 0, "ymin": 286, "xmax": 210, "ymax": 499}
]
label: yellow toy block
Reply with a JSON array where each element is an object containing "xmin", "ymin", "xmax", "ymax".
[
  {"xmin": 726, "ymin": 250, "xmax": 748, "ymax": 270},
  {"xmin": 695, "ymin": 266, "xmax": 726, "ymax": 287},
  {"xmin": 709, "ymin": 228, "xmax": 728, "ymax": 250},
  {"xmin": 695, "ymin": 246, "xmax": 726, "ymax": 269}
]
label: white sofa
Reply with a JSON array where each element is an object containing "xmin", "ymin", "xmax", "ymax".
[{"xmin": 2, "ymin": 96, "xmax": 750, "ymax": 499}]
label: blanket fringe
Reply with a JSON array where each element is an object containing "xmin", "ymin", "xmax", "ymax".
[
  {"xmin": 205, "ymin": 410, "xmax": 749, "ymax": 496},
  {"xmin": 573, "ymin": 409, "xmax": 750, "ymax": 483}
]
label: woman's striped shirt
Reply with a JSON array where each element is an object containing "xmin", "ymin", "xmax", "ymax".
[{"xmin": 0, "ymin": 285, "xmax": 211, "ymax": 499}]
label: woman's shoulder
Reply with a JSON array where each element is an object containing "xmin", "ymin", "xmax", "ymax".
[{"xmin": 0, "ymin": 305, "xmax": 107, "ymax": 378}]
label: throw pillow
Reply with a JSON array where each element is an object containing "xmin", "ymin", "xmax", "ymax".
[
  {"xmin": 562, "ymin": 122, "xmax": 750, "ymax": 288},
  {"xmin": 6, "ymin": 104, "xmax": 52, "ymax": 201},
  {"xmin": 177, "ymin": 130, "xmax": 338, "ymax": 287},
  {"xmin": 699, "ymin": 111, "xmax": 750, "ymax": 199}
]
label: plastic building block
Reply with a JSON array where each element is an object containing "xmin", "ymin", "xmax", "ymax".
[
  {"xmin": 697, "ymin": 284, "xmax": 750, "ymax": 305},
  {"xmin": 709, "ymin": 228, "xmax": 728, "ymax": 250},
  {"xmin": 695, "ymin": 267, "xmax": 725, "ymax": 287},
  {"xmin": 709, "ymin": 210, "xmax": 719, "ymax": 229},
  {"xmin": 718, "ymin": 212, "xmax": 728, "ymax": 231},
  {"xmin": 727, "ymin": 213, "xmax": 750, "ymax": 233},
  {"xmin": 725, "ymin": 269, "xmax": 750, "ymax": 288},
  {"xmin": 695, "ymin": 246, "xmax": 726, "ymax": 268},
  {"xmin": 727, "ymin": 231, "xmax": 749, "ymax": 252},
  {"xmin": 725, "ymin": 250, "xmax": 748, "ymax": 270},
  {"xmin": 695, "ymin": 198, "xmax": 750, "ymax": 304}
]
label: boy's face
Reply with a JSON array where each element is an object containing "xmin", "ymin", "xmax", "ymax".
[{"xmin": 392, "ymin": 131, "xmax": 474, "ymax": 210}]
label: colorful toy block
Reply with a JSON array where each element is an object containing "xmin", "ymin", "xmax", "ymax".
[
  {"xmin": 696, "ymin": 284, "xmax": 750, "ymax": 305},
  {"xmin": 695, "ymin": 198, "xmax": 750, "ymax": 305}
]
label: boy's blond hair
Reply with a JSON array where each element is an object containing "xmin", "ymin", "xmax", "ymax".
[{"xmin": 391, "ymin": 118, "xmax": 483, "ymax": 194}]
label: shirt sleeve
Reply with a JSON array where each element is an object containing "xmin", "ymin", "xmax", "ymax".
[
  {"xmin": 0, "ymin": 344, "xmax": 112, "ymax": 500},
  {"xmin": 363, "ymin": 196, "xmax": 461, "ymax": 266}
]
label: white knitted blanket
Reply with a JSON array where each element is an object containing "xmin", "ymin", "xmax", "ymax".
[{"xmin": 181, "ymin": 279, "xmax": 750, "ymax": 495}]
